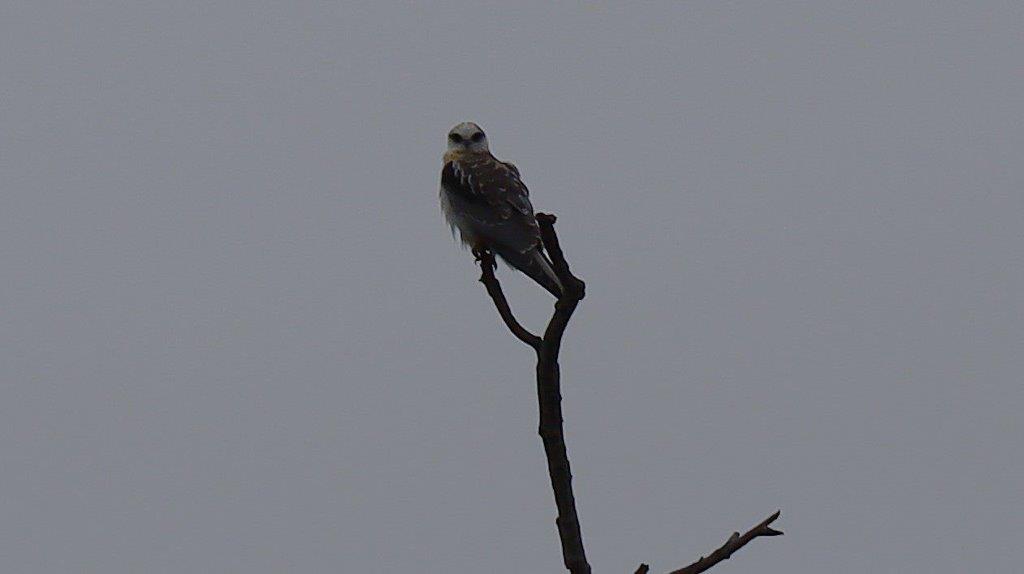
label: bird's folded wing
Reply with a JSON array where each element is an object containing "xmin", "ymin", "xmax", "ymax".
[{"xmin": 442, "ymin": 156, "xmax": 537, "ymax": 226}]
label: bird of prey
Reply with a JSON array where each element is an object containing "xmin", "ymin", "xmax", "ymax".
[{"xmin": 440, "ymin": 122, "xmax": 562, "ymax": 298}]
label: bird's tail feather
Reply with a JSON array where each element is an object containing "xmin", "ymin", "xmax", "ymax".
[
  {"xmin": 495, "ymin": 246, "xmax": 563, "ymax": 298},
  {"xmin": 531, "ymin": 249, "xmax": 563, "ymax": 298}
]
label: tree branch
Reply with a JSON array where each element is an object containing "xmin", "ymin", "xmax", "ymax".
[
  {"xmin": 477, "ymin": 213, "xmax": 590, "ymax": 574},
  {"xmin": 475, "ymin": 212, "xmax": 781, "ymax": 574},
  {"xmin": 635, "ymin": 511, "xmax": 783, "ymax": 574},
  {"xmin": 535, "ymin": 213, "xmax": 584, "ymax": 302},
  {"xmin": 534, "ymin": 213, "xmax": 589, "ymax": 574},
  {"xmin": 478, "ymin": 250, "xmax": 542, "ymax": 349}
]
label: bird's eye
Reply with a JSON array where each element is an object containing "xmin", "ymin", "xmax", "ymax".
[
  {"xmin": 449, "ymin": 133, "xmax": 463, "ymax": 142},
  {"xmin": 471, "ymin": 132, "xmax": 484, "ymax": 142}
]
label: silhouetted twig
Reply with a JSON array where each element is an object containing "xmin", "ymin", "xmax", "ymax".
[
  {"xmin": 634, "ymin": 510, "xmax": 783, "ymax": 574},
  {"xmin": 477, "ymin": 251, "xmax": 541, "ymax": 350}
]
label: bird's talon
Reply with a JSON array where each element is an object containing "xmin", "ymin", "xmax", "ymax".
[{"xmin": 472, "ymin": 246, "xmax": 491, "ymax": 264}]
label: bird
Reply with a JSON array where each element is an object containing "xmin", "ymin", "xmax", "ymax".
[{"xmin": 439, "ymin": 122, "xmax": 563, "ymax": 298}]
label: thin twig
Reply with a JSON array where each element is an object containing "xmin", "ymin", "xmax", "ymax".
[
  {"xmin": 634, "ymin": 511, "xmax": 783, "ymax": 574},
  {"xmin": 478, "ymin": 250, "xmax": 542, "ymax": 350},
  {"xmin": 668, "ymin": 511, "xmax": 783, "ymax": 574}
]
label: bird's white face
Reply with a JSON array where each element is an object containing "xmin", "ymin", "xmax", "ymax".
[{"xmin": 447, "ymin": 122, "xmax": 489, "ymax": 153}]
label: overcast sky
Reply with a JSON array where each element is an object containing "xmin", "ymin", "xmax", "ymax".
[{"xmin": 2, "ymin": 2, "xmax": 1022, "ymax": 573}]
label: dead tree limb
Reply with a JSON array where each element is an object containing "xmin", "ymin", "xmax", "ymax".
[
  {"xmin": 634, "ymin": 510, "xmax": 783, "ymax": 574},
  {"xmin": 478, "ymin": 212, "xmax": 589, "ymax": 574},
  {"xmin": 476, "ymin": 212, "xmax": 780, "ymax": 574},
  {"xmin": 477, "ymin": 251, "xmax": 542, "ymax": 350}
]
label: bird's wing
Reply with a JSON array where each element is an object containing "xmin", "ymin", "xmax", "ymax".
[
  {"xmin": 442, "ymin": 155, "xmax": 537, "ymax": 225},
  {"xmin": 441, "ymin": 155, "xmax": 560, "ymax": 296},
  {"xmin": 497, "ymin": 160, "xmax": 535, "ymax": 217}
]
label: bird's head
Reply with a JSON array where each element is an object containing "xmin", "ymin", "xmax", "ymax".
[{"xmin": 447, "ymin": 122, "xmax": 489, "ymax": 153}]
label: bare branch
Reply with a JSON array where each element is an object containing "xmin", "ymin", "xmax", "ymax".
[
  {"xmin": 536, "ymin": 213, "xmax": 584, "ymax": 300},
  {"xmin": 660, "ymin": 511, "xmax": 783, "ymax": 574},
  {"xmin": 476, "ymin": 215, "xmax": 590, "ymax": 574},
  {"xmin": 534, "ymin": 215, "xmax": 589, "ymax": 574},
  {"xmin": 477, "ymin": 250, "xmax": 542, "ymax": 350}
]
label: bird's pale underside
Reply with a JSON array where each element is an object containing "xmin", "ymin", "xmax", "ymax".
[{"xmin": 439, "ymin": 122, "xmax": 562, "ymax": 298}]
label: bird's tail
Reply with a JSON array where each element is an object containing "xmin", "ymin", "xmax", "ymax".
[{"xmin": 495, "ymin": 246, "xmax": 563, "ymax": 298}]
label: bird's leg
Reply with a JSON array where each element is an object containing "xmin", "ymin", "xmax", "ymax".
[{"xmin": 472, "ymin": 243, "xmax": 497, "ymax": 270}]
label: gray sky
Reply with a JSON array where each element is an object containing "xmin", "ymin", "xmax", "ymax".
[{"xmin": 2, "ymin": 2, "xmax": 1022, "ymax": 573}]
